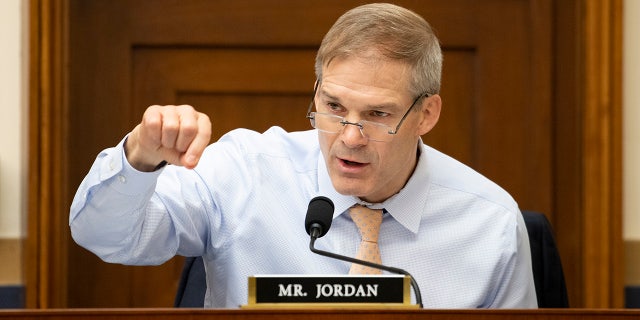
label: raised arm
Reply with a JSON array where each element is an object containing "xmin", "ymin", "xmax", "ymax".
[{"xmin": 70, "ymin": 104, "xmax": 213, "ymax": 265}]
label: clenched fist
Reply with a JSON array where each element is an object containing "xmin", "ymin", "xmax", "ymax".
[{"xmin": 125, "ymin": 105, "xmax": 212, "ymax": 172}]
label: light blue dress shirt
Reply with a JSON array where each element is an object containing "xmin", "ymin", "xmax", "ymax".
[{"xmin": 70, "ymin": 126, "xmax": 537, "ymax": 308}]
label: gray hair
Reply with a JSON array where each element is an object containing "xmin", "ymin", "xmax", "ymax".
[{"xmin": 315, "ymin": 3, "xmax": 443, "ymax": 96}]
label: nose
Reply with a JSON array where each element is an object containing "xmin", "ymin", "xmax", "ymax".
[{"xmin": 340, "ymin": 121, "xmax": 368, "ymax": 147}]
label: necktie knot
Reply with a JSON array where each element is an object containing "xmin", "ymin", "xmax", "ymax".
[{"xmin": 350, "ymin": 205, "xmax": 383, "ymax": 242}]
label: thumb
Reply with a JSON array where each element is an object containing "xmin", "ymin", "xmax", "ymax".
[{"xmin": 179, "ymin": 152, "xmax": 200, "ymax": 169}]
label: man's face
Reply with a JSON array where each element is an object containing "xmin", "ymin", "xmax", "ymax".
[{"xmin": 316, "ymin": 53, "xmax": 440, "ymax": 203}]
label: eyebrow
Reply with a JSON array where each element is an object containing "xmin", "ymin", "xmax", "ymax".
[
  {"xmin": 318, "ymin": 88, "xmax": 341, "ymax": 103},
  {"xmin": 318, "ymin": 88, "xmax": 403, "ymax": 112}
]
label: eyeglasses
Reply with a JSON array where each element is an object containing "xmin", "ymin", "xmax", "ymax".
[{"xmin": 305, "ymin": 81, "xmax": 429, "ymax": 142}]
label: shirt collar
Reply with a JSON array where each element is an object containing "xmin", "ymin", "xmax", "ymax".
[{"xmin": 316, "ymin": 140, "xmax": 430, "ymax": 234}]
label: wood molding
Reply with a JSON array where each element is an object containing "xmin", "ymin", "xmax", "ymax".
[
  {"xmin": 554, "ymin": 0, "xmax": 624, "ymax": 308},
  {"xmin": 26, "ymin": 0, "xmax": 70, "ymax": 308},
  {"xmin": 581, "ymin": 0, "xmax": 624, "ymax": 308}
]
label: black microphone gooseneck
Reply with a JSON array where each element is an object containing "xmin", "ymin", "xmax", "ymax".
[{"xmin": 304, "ymin": 196, "xmax": 423, "ymax": 308}]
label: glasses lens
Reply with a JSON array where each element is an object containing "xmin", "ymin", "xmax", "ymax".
[
  {"xmin": 310, "ymin": 113, "xmax": 393, "ymax": 142},
  {"xmin": 361, "ymin": 121, "xmax": 393, "ymax": 142},
  {"xmin": 309, "ymin": 112, "xmax": 337, "ymax": 132}
]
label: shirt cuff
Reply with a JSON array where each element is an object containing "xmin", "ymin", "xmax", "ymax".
[{"xmin": 101, "ymin": 136, "xmax": 165, "ymax": 196}]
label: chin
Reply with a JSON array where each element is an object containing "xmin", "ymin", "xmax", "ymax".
[{"xmin": 331, "ymin": 179, "xmax": 370, "ymax": 198}]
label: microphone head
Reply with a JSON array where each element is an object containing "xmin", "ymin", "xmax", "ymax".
[{"xmin": 304, "ymin": 196, "xmax": 335, "ymax": 238}]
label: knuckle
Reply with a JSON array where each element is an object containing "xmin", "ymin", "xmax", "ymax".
[
  {"xmin": 177, "ymin": 104, "xmax": 195, "ymax": 111},
  {"xmin": 142, "ymin": 115, "xmax": 162, "ymax": 129},
  {"xmin": 181, "ymin": 124, "xmax": 198, "ymax": 137},
  {"xmin": 200, "ymin": 113, "xmax": 211, "ymax": 124},
  {"xmin": 163, "ymin": 121, "xmax": 180, "ymax": 133}
]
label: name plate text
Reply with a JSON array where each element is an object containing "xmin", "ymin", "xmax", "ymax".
[{"xmin": 245, "ymin": 274, "xmax": 414, "ymax": 308}]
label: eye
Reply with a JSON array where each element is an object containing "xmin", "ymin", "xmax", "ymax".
[
  {"xmin": 325, "ymin": 102, "xmax": 345, "ymax": 113},
  {"xmin": 370, "ymin": 110, "xmax": 390, "ymax": 118}
]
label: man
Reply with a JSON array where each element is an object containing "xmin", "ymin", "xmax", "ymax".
[{"xmin": 70, "ymin": 3, "xmax": 537, "ymax": 308}]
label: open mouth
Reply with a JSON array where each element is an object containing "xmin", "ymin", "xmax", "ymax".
[{"xmin": 341, "ymin": 158, "xmax": 366, "ymax": 167}]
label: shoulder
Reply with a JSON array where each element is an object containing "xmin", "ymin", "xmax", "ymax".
[
  {"xmin": 422, "ymin": 144, "xmax": 519, "ymax": 214},
  {"xmin": 205, "ymin": 126, "xmax": 319, "ymax": 171},
  {"xmin": 216, "ymin": 126, "xmax": 317, "ymax": 153}
]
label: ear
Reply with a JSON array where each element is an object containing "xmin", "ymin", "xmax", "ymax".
[{"xmin": 416, "ymin": 94, "xmax": 441, "ymax": 136}]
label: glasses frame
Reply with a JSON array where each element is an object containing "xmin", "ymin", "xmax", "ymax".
[{"xmin": 305, "ymin": 81, "xmax": 431, "ymax": 141}]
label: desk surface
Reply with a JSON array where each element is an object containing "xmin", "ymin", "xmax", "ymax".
[{"xmin": 0, "ymin": 308, "xmax": 639, "ymax": 320}]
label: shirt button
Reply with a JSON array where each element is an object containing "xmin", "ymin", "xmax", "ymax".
[
  {"xmin": 109, "ymin": 160, "xmax": 115, "ymax": 171},
  {"xmin": 118, "ymin": 175, "xmax": 126, "ymax": 183}
]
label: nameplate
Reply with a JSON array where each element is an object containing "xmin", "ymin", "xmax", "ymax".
[{"xmin": 244, "ymin": 274, "xmax": 415, "ymax": 308}]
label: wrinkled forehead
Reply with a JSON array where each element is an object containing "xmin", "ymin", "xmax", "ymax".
[{"xmin": 319, "ymin": 53, "xmax": 414, "ymax": 102}]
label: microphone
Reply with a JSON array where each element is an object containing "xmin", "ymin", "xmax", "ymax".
[
  {"xmin": 304, "ymin": 196, "xmax": 334, "ymax": 238},
  {"xmin": 304, "ymin": 196, "xmax": 423, "ymax": 308}
]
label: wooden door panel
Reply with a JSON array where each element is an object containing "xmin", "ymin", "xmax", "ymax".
[
  {"xmin": 132, "ymin": 48, "xmax": 317, "ymax": 141},
  {"xmin": 130, "ymin": 257, "xmax": 185, "ymax": 308},
  {"xmin": 178, "ymin": 94, "xmax": 312, "ymax": 142},
  {"xmin": 66, "ymin": 0, "xmax": 555, "ymax": 307},
  {"xmin": 132, "ymin": 49, "xmax": 317, "ymax": 94},
  {"xmin": 423, "ymin": 49, "xmax": 476, "ymax": 168}
]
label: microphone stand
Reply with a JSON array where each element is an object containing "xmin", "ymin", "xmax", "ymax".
[{"xmin": 309, "ymin": 231, "xmax": 423, "ymax": 308}]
